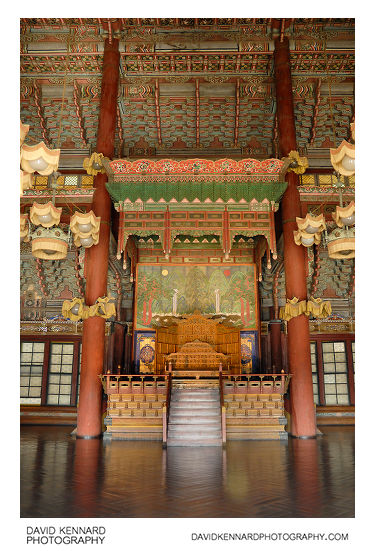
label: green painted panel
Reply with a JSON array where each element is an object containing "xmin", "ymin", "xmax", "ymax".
[
  {"xmin": 107, "ymin": 181, "xmax": 287, "ymax": 204},
  {"xmin": 135, "ymin": 264, "xmax": 258, "ymax": 331}
]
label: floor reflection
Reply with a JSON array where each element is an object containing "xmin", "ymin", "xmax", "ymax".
[{"xmin": 20, "ymin": 426, "xmax": 354, "ymax": 518}]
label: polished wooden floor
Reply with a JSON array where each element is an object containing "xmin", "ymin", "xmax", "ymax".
[{"xmin": 20, "ymin": 426, "xmax": 354, "ymax": 518}]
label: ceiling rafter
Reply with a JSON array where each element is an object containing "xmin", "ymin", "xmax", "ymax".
[{"xmin": 154, "ymin": 79, "xmax": 162, "ymax": 146}]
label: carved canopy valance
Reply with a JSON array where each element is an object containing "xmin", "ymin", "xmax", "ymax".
[{"xmin": 167, "ymin": 339, "xmax": 228, "ymax": 371}]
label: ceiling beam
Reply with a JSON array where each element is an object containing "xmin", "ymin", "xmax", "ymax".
[
  {"xmin": 309, "ymin": 78, "xmax": 322, "ymax": 146},
  {"xmin": 155, "ymin": 79, "xmax": 162, "ymax": 146},
  {"xmin": 195, "ymin": 79, "xmax": 200, "ymax": 147},
  {"xmin": 73, "ymin": 80, "xmax": 88, "ymax": 147},
  {"xmin": 234, "ymin": 78, "xmax": 240, "ymax": 147},
  {"xmin": 116, "ymin": 104, "xmax": 124, "ymax": 157}
]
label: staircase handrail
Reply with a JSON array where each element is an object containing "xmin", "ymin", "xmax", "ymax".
[
  {"xmin": 162, "ymin": 371, "xmax": 172, "ymax": 447},
  {"xmin": 219, "ymin": 369, "xmax": 227, "ymax": 445}
]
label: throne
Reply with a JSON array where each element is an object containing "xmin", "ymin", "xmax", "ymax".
[
  {"xmin": 166, "ymin": 339, "xmax": 228, "ymax": 373},
  {"xmin": 156, "ymin": 312, "xmax": 239, "ymax": 375}
]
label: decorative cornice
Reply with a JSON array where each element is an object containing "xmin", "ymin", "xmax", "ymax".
[
  {"xmin": 309, "ymin": 318, "xmax": 354, "ymax": 333},
  {"xmin": 109, "ymin": 158, "xmax": 285, "ymax": 176},
  {"xmin": 20, "ymin": 320, "xmax": 112, "ymax": 335}
]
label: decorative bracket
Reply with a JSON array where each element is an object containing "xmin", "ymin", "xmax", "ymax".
[{"xmin": 279, "ymin": 297, "xmax": 332, "ymax": 322}]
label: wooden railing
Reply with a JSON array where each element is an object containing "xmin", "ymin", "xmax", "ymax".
[
  {"xmin": 99, "ymin": 374, "xmax": 168, "ymax": 395},
  {"xmin": 164, "ymin": 359, "xmax": 230, "ymax": 375},
  {"xmin": 162, "ymin": 371, "xmax": 172, "ymax": 447},
  {"xmin": 222, "ymin": 373, "xmax": 292, "ymax": 395},
  {"xmin": 99, "ymin": 373, "xmax": 291, "ymax": 396},
  {"xmin": 219, "ymin": 370, "xmax": 226, "ymax": 445}
]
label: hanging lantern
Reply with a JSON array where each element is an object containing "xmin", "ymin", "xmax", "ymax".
[
  {"xmin": 20, "ymin": 169, "xmax": 33, "ymax": 195},
  {"xmin": 306, "ymin": 297, "xmax": 332, "ymax": 318},
  {"xmin": 350, "ymin": 122, "xmax": 355, "ymax": 141},
  {"xmin": 20, "ymin": 121, "xmax": 30, "ymax": 146},
  {"xmin": 326, "ymin": 227, "xmax": 355, "ymax": 259},
  {"xmin": 20, "ymin": 214, "xmax": 30, "ymax": 243},
  {"xmin": 30, "ymin": 201, "xmax": 62, "ymax": 228},
  {"xmin": 92, "ymin": 296, "xmax": 116, "ymax": 319},
  {"xmin": 83, "ymin": 152, "xmax": 107, "ymax": 176},
  {"xmin": 70, "ymin": 210, "xmax": 100, "ymax": 248},
  {"xmin": 333, "ymin": 201, "xmax": 355, "ymax": 227},
  {"xmin": 31, "ymin": 226, "xmax": 70, "ymax": 260},
  {"xmin": 284, "ymin": 150, "xmax": 309, "ymax": 174},
  {"xmin": 62, "ymin": 298, "xmax": 86, "ymax": 321},
  {"xmin": 293, "ymin": 229, "xmax": 322, "ymax": 247},
  {"xmin": 296, "ymin": 212, "xmax": 326, "ymax": 235},
  {"xmin": 330, "ymin": 140, "xmax": 355, "ymax": 177},
  {"xmin": 20, "ymin": 142, "xmax": 60, "ymax": 176}
]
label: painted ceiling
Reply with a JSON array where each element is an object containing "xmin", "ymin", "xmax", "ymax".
[{"xmin": 20, "ymin": 18, "xmax": 354, "ymax": 170}]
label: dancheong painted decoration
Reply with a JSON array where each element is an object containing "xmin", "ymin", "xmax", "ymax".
[{"xmin": 135, "ymin": 264, "xmax": 258, "ymax": 330}]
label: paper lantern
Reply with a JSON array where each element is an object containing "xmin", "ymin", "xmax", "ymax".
[
  {"xmin": 70, "ymin": 210, "xmax": 100, "ymax": 248},
  {"xmin": 31, "ymin": 227, "xmax": 69, "ymax": 260},
  {"xmin": 20, "ymin": 142, "xmax": 60, "ymax": 176},
  {"xmin": 296, "ymin": 212, "xmax": 326, "ymax": 234},
  {"xmin": 326, "ymin": 228, "xmax": 355, "ymax": 259},
  {"xmin": 333, "ymin": 201, "xmax": 355, "ymax": 228},
  {"xmin": 330, "ymin": 140, "xmax": 355, "ymax": 177},
  {"xmin": 30, "ymin": 201, "xmax": 62, "ymax": 228}
]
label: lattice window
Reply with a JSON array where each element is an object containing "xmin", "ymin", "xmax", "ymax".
[
  {"xmin": 46, "ymin": 343, "xmax": 74, "ymax": 405},
  {"xmin": 351, "ymin": 341, "xmax": 355, "ymax": 374},
  {"xmin": 81, "ymin": 175, "xmax": 94, "ymax": 188},
  {"xmin": 322, "ymin": 341, "xmax": 349, "ymax": 405},
  {"xmin": 310, "ymin": 342, "xmax": 320, "ymax": 405},
  {"xmin": 77, "ymin": 343, "xmax": 82, "ymax": 401},
  {"xmin": 31, "ymin": 174, "xmax": 94, "ymax": 190},
  {"xmin": 300, "ymin": 174, "xmax": 315, "ymax": 186},
  {"xmin": 20, "ymin": 341, "xmax": 44, "ymax": 405},
  {"xmin": 34, "ymin": 175, "xmax": 48, "ymax": 189},
  {"xmin": 61, "ymin": 175, "xmax": 78, "ymax": 188}
]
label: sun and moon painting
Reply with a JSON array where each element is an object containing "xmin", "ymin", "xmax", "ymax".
[{"xmin": 135, "ymin": 264, "xmax": 258, "ymax": 330}]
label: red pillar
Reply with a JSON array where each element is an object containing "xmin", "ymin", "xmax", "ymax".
[
  {"xmin": 113, "ymin": 322, "xmax": 125, "ymax": 373},
  {"xmin": 77, "ymin": 38, "xmax": 120, "ymax": 438},
  {"xmin": 274, "ymin": 37, "xmax": 317, "ymax": 437},
  {"xmin": 269, "ymin": 320, "xmax": 283, "ymax": 372}
]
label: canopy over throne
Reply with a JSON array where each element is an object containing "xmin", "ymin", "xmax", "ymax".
[
  {"xmin": 155, "ymin": 312, "xmax": 240, "ymax": 374},
  {"xmin": 167, "ymin": 339, "xmax": 228, "ymax": 371}
]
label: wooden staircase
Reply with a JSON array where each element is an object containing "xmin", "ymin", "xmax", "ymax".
[{"xmin": 167, "ymin": 386, "xmax": 223, "ymax": 447}]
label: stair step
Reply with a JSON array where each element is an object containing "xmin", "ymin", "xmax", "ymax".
[
  {"xmin": 167, "ymin": 386, "xmax": 222, "ymax": 447},
  {"xmin": 170, "ymin": 408, "xmax": 220, "ymax": 416},
  {"xmin": 169, "ymin": 415, "xmax": 220, "ymax": 424},
  {"xmin": 171, "ymin": 397, "xmax": 218, "ymax": 402},
  {"xmin": 172, "ymin": 391, "xmax": 218, "ymax": 396},
  {"xmin": 167, "ymin": 438, "xmax": 222, "ymax": 447},
  {"xmin": 171, "ymin": 404, "xmax": 219, "ymax": 408},
  {"xmin": 168, "ymin": 430, "xmax": 222, "ymax": 438},
  {"xmin": 168, "ymin": 431, "xmax": 222, "ymax": 438}
]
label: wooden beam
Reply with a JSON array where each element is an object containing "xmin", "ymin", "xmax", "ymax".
[
  {"xmin": 273, "ymin": 112, "xmax": 279, "ymax": 158},
  {"xmin": 116, "ymin": 103, "xmax": 124, "ymax": 157},
  {"xmin": 107, "ymin": 19, "xmax": 112, "ymax": 44},
  {"xmin": 73, "ymin": 80, "xmax": 88, "ymax": 147},
  {"xmin": 195, "ymin": 79, "xmax": 200, "ymax": 147},
  {"xmin": 234, "ymin": 78, "xmax": 240, "ymax": 147},
  {"xmin": 309, "ymin": 78, "xmax": 322, "ymax": 146},
  {"xmin": 280, "ymin": 18, "xmax": 285, "ymax": 42},
  {"xmin": 155, "ymin": 79, "xmax": 162, "ymax": 146},
  {"xmin": 33, "ymin": 84, "xmax": 49, "ymax": 146}
]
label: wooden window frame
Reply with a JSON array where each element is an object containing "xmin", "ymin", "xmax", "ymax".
[
  {"xmin": 20, "ymin": 335, "xmax": 81, "ymax": 407},
  {"xmin": 310, "ymin": 334, "xmax": 355, "ymax": 406}
]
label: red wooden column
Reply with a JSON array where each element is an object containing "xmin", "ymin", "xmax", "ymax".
[
  {"xmin": 274, "ymin": 37, "xmax": 317, "ymax": 437},
  {"xmin": 76, "ymin": 38, "xmax": 120, "ymax": 438},
  {"xmin": 269, "ymin": 319, "xmax": 283, "ymax": 372}
]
